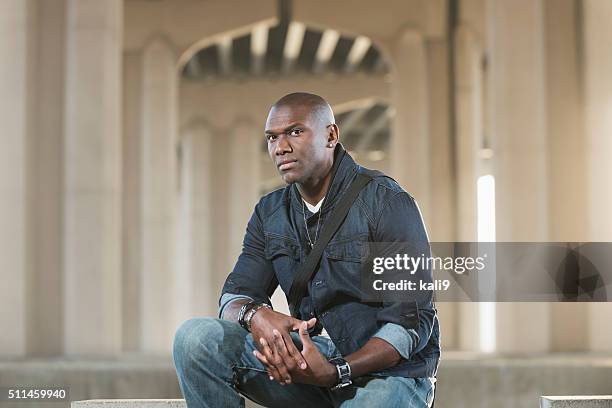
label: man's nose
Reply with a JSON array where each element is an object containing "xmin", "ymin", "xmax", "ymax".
[{"xmin": 275, "ymin": 134, "xmax": 292, "ymax": 155}]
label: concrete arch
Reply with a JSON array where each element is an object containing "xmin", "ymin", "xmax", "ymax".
[
  {"xmin": 178, "ymin": 18, "xmax": 393, "ymax": 79},
  {"xmin": 177, "ymin": 20, "xmax": 277, "ymax": 72}
]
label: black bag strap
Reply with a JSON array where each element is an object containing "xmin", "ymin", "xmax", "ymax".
[{"xmin": 288, "ymin": 170, "xmax": 380, "ymax": 317}]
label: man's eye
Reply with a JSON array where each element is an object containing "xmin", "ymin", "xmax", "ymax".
[
  {"xmin": 266, "ymin": 134, "xmax": 277, "ymax": 142},
  {"xmin": 290, "ymin": 129, "xmax": 302, "ymax": 136}
]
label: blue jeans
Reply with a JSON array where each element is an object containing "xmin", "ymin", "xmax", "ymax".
[{"xmin": 173, "ymin": 317, "xmax": 435, "ymax": 408}]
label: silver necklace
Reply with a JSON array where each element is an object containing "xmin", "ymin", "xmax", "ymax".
[{"xmin": 302, "ymin": 199, "xmax": 322, "ymax": 248}]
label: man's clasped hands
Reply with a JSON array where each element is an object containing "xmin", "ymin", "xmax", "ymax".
[{"xmin": 250, "ymin": 308, "xmax": 337, "ymax": 387}]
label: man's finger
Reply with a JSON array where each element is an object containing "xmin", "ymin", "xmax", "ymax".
[
  {"xmin": 262, "ymin": 336, "xmax": 291, "ymax": 385},
  {"xmin": 253, "ymin": 349, "xmax": 270, "ymax": 365},
  {"xmin": 305, "ymin": 317, "xmax": 317, "ymax": 328},
  {"xmin": 290, "ymin": 318, "xmax": 303, "ymax": 331},
  {"xmin": 299, "ymin": 321, "xmax": 314, "ymax": 352},
  {"xmin": 290, "ymin": 317, "xmax": 318, "ymax": 331},
  {"xmin": 282, "ymin": 332, "xmax": 308, "ymax": 370},
  {"xmin": 253, "ymin": 349, "xmax": 277, "ymax": 380},
  {"xmin": 259, "ymin": 337, "xmax": 284, "ymax": 383},
  {"xmin": 271, "ymin": 330, "xmax": 293, "ymax": 384}
]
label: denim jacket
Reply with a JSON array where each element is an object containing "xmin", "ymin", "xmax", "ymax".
[{"xmin": 220, "ymin": 145, "xmax": 440, "ymax": 378}]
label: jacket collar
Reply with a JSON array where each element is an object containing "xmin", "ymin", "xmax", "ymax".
[{"xmin": 290, "ymin": 143, "xmax": 358, "ymax": 215}]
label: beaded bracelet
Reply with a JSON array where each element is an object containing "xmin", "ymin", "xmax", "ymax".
[
  {"xmin": 244, "ymin": 303, "xmax": 272, "ymax": 332},
  {"xmin": 238, "ymin": 301, "xmax": 256, "ymax": 331}
]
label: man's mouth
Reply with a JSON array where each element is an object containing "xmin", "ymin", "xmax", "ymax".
[{"xmin": 277, "ymin": 160, "xmax": 297, "ymax": 171}]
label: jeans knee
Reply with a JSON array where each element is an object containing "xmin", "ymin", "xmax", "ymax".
[{"xmin": 173, "ymin": 317, "xmax": 223, "ymax": 368}]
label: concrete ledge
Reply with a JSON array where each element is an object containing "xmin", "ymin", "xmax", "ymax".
[
  {"xmin": 72, "ymin": 400, "xmax": 186, "ymax": 408},
  {"xmin": 3, "ymin": 353, "xmax": 612, "ymax": 408},
  {"xmin": 541, "ymin": 396, "xmax": 612, "ymax": 408}
]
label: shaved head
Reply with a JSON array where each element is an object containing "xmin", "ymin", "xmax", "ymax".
[
  {"xmin": 270, "ymin": 92, "xmax": 335, "ymax": 127},
  {"xmin": 264, "ymin": 92, "xmax": 340, "ymax": 195}
]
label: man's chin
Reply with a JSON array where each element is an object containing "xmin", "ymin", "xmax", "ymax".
[
  {"xmin": 279, "ymin": 171, "xmax": 300, "ymax": 185},
  {"xmin": 281, "ymin": 175, "xmax": 297, "ymax": 185}
]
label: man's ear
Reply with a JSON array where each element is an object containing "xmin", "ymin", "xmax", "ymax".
[{"xmin": 327, "ymin": 123, "xmax": 340, "ymax": 146}]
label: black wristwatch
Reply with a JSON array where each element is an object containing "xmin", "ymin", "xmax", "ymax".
[{"xmin": 329, "ymin": 357, "xmax": 352, "ymax": 390}]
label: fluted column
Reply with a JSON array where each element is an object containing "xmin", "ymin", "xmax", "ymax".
[
  {"xmin": 583, "ymin": 0, "xmax": 612, "ymax": 352},
  {"xmin": 390, "ymin": 29, "xmax": 431, "ymax": 221},
  {"xmin": 227, "ymin": 120, "xmax": 261, "ymax": 269},
  {"xmin": 454, "ymin": 25, "xmax": 482, "ymax": 242},
  {"xmin": 454, "ymin": 23, "xmax": 486, "ymax": 351},
  {"xmin": 176, "ymin": 124, "xmax": 216, "ymax": 321},
  {"xmin": 544, "ymin": 0, "xmax": 589, "ymax": 352},
  {"xmin": 63, "ymin": 0, "xmax": 123, "ymax": 354},
  {"xmin": 0, "ymin": 0, "xmax": 37, "ymax": 356},
  {"xmin": 122, "ymin": 51, "xmax": 143, "ymax": 351},
  {"xmin": 487, "ymin": 0, "xmax": 549, "ymax": 352},
  {"xmin": 140, "ymin": 36, "xmax": 178, "ymax": 352}
]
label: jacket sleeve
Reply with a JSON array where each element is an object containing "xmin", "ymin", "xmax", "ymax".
[
  {"xmin": 219, "ymin": 203, "xmax": 278, "ymax": 309},
  {"xmin": 373, "ymin": 190, "xmax": 436, "ymax": 357}
]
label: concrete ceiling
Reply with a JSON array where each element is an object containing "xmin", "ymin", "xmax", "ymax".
[{"xmin": 182, "ymin": 19, "xmax": 392, "ymax": 156}]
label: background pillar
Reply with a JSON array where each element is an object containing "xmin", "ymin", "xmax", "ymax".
[
  {"xmin": 583, "ymin": 0, "xmax": 612, "ymax": 352},
  {"xmin": 0, "ymin": 0, "xmax": 37, "ymax": 357},
  {"xmin": 487, "ymin": 0, "xmax": 550, "ymax": 352},
  {"xmin": 390, "ymin": 29, "xmax": 431, "ymax": 222},
  {"xmin": 122, "ymin": 50, "xmax": 143, "ymax": 351},
  {"xmin": 176, "ymin": 124, "xmax": 216, "ymax": 321},
  {"xmin": 140, "ymin": 36, "xmax": 179, "ymax": 352},
  {"xmin": 544, "ymin": 0, "xmax": 589, "ymax": 352},
  {"xmin": 227, "ymin": 119, "xmax": 262, "ymax": 269},
  {"xmin": 63, "ymin": 0, "xmax": 123, "ymax": 354}
]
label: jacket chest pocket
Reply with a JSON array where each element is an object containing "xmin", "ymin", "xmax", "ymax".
[
  {"xmin": 325, "ymin": 236, "xmax": 369, "ymax": 263},
  {"xmin": 322, "ymin": 236, "xmax": 370, "ymax": 288},
  {"xmin": 265, "ymin": 235, "xmax": 301, "ymax": 292}
]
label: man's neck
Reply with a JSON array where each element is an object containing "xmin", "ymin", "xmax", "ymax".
[
  {"xmin": 297, "ymin": 173, "xmax": 331, "ymax": 206},
  {"xmin": 297, "ymin": 159, "xmax": 334, "ymax": 206}
]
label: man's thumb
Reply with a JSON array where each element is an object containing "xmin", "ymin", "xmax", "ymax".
[
  {"xmin": 291, "ymin": 317, "xmax": 317, "ymax": 331},
  {"xmin": 299, "ymin": 321, "xmax": 313, "ymax": 348}
]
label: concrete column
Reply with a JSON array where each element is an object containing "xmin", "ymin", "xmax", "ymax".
[
  {"xmin": 210, "ymin": 127, "xmax": 231, "ymax": 296},
  {"xmin": 453, "ymin": 25, "xmax": 485, "ymax": 352},
  {"xmin": 29, "ymin": 0, "xmax": 68, "ymax": 357},
  {"xmin": 63, "ymin": 0, "xmax": 123, "ymax": 354},
  {"xmin": 453, "ymin": 0, "xmax": 489, "ymax": 353},
  {"xmin": 425, "ymin": 37, "xmax": 457, "ymax": 350},
  {"xmin": 176, "ymin": 124, "xmax": 216, "ymax": 321},
  {"xmin": 487, "ymin": 0, "xmax": 550, "ymax": 352},
  {"xmin": 227, "ymin": 120, "xmax": 261, "ymax": 269},
  {"xmin": 122, "ymin": 51, "xmax": 143, "ymax": 351},
  {"xmin": 454, "ymin": 25, "xmax": 482, "ymax": 242},
  {"xmin": 0, "ymin": 0, "xmax": 37, "ymax": 356},
  {"xmin": 390, "ymin": 29, "xmax": 431, "ymax": 222},
  {"xmin": 140, "ymin": 36, "xmax": 178, "ymax": 352},
  {"xmin": 583, "ymin": 0, "xmax": 612, "ymax": 352},
  {"xmin": 544, "ymin": 0, "xmax": 588, "ymax": 352},
  {"xmin": 428, "ymin": 39, "xmax": 454, "ymax": 243}
]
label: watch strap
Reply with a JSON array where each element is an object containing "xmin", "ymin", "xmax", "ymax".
[{"xmin": 329, "ymin": 357, "xmax": 352, "ymax": 390}]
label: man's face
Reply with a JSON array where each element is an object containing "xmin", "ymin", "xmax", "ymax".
[{"xmin": 265, "ymin": 104, "xmax": 332, "ymax": 185}]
